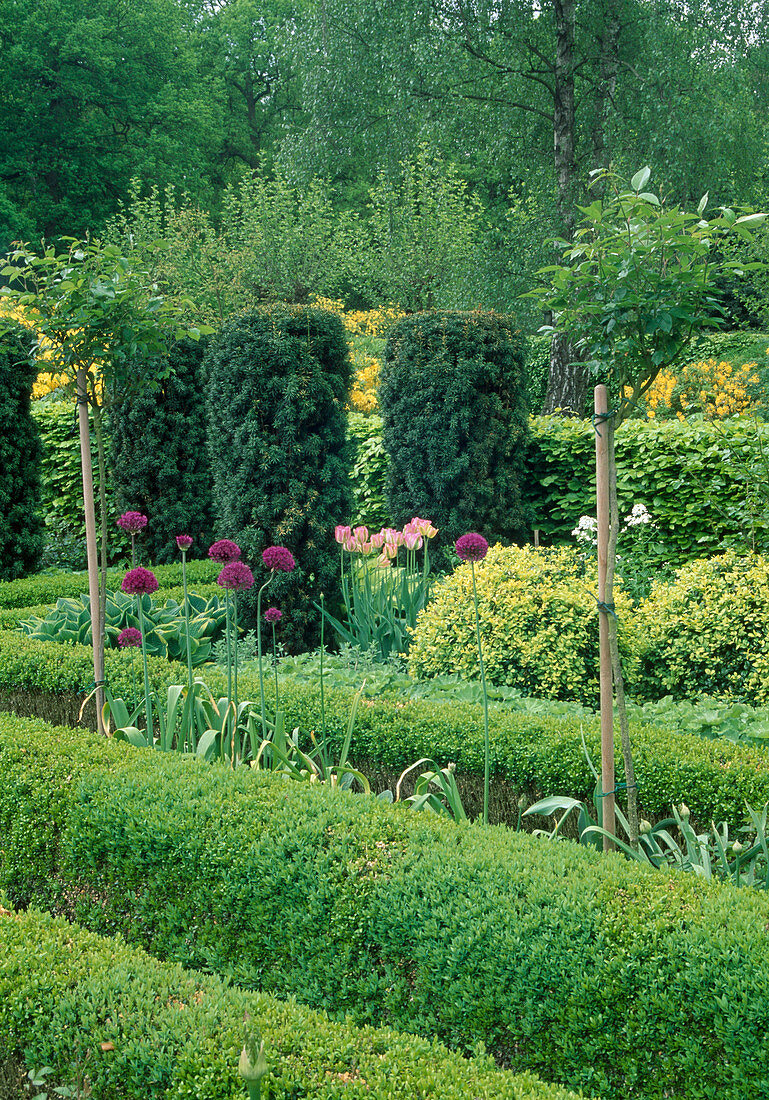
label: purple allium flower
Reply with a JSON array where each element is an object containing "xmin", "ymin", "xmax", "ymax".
[
  {"xmin": 217, "ymin": 561, "xmax": 255, "ymax": 591},
  {"xmin": 264, "ymin": 606, "xmax": 282, "ymax": 624},
  {"xmin": 117, "ymin": 511, "xmax": 148, "ymax": 534},
  {"xmin": 176, "ymin": 534, "xmax": 193, "ymax": 552},
  {"xmin": 208, "ymin": 539, "xmax": 241, "ymax": 563},
  {"xmin": 121, "ymin": 566, "xmax": 160, "ymax": 595},
  {"xmin": 262, "ymin": 545, "xmax": 296, "ymax": 572},
  {"xmin": 455, "ymin": 533, "xmax": 489, "ymax": 563},
  {"xmin": 117, "ymin": 626, "xmax": 142, "ymax": 648}
]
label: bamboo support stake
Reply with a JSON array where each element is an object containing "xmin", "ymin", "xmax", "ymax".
[
  {"xmin": 77, "ymin": 367, "xmax": 104, "ymax": 734},
  {"xmin": 594, "ymin": 385, "xmax": 615, "ymax": 846}
]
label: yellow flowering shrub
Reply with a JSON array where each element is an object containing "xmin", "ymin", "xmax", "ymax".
[
  {"xmin": 630, "ymin": 357, "xmax": 762, "ymax": 420},
  {"xmin": 311, "ymin": 296, "xmax": 404, "ymax": 413},
  {"xmin": 631, "ymin": 551, "xmax": 769, "ymax": 704},
  {"xmin": 408, "ymin": 544, "xmax": 634, "ymax": 707},
  {"xmin": 1, "ymin": 300, "xmax": 103, "ymax": 401}
]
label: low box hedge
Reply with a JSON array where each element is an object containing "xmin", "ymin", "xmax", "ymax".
[
  {"xmin": 0, "ymin": 559, "xmax": 220, "ymax": 609},
  {"xmin": 0, "ymin": 906, "xmax": 581, "ymax": 1100},
  {"xmin": 1, "ymin": 627, "xmax": 769, "ymax": 830},
  {"xmin": 2, "ymin": 713, "xmax": 769, "ymax": 1099}
]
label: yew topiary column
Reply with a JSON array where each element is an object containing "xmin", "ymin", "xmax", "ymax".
[
  {"xmin": 206, "ymin": 304, "xmax": 353, "ymax": 652},
  {"xmin": 0, "ymin": 326, "xmax": 44, "ymax": 579}
]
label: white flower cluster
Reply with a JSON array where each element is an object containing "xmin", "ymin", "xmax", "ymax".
[
  {"xmin": 623, "ymin": 503, "xmax": 653, "ymax": 528},
  {"xmin": 571, "ymin": 515, "xmax": 598, "ymax": 547}
]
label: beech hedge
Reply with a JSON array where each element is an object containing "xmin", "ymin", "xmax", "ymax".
[
  {"xmin": 1, "ymin": 713, "xmax": 768, "ymax": 1100},
  {"xmin": 0, "ymin": 907, "xmax": 580, "ymax": 1100},
  {"xmin": 524, "ymin": 415, "xmax": 769, "ymax": 562}
]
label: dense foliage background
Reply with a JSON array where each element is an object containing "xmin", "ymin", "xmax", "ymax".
[{"xmin": 2, "ymin": 0, "xmax": 769, "ymax": 332}]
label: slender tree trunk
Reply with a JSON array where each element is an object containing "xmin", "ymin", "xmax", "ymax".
[
  {"xmin": 544, "ymin": 0, "xmax": 589, "ymax": 415},
  {"xmin": 76, "ymin": 368, "xmax": 104, "ymax": 734},
  {"xmin": 605, "ymin": 416, "xmax": 640, "ymax": 848}
]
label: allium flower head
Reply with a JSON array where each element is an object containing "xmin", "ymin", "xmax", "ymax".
[
  {"xmin": 208, "ymin": 539, "xmax": 241, "ymax": 563},
  {"xmin": 121, "ymin": 567, "xmax": 159, "ymax": 595},
  {"xmin": 264, "ymin": 606, "xmax": 282, "ymax": 623},
  {"xmin": 117, "ymin": 626, "xmax": 142, "ymax": 648},
  {"xmin": 117, "ymin": 511, "xmax": 148, "ymax": 534},
  {"xmin": 176, "ymin": 534, "xmax": 193, "ymax": 551},
  {"xmin": 262, "ymin": 545, "xmax": 296, "ymax": 572},
  {"xmin": 217, "ymin": 562, "xmax": 254, "ymax": 591},
  {"xmin": 455, "ymin": 533, "xmax": 489, "ymax": 562}
]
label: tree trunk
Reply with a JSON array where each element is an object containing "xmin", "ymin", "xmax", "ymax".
[
  {"xmin": 76, "ymin": 368, "xmax": 104, "ymax": 734},
  {"xmin": 543, "ymin": 333, "xmax": 589, "ymax": 415},
  {"xmin": 544, "ymin": 0, "xmax": 589, "ymax": 415}
]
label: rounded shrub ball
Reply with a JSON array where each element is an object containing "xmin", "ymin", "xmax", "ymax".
[
  {"xmin": 630, "ymin": 551, "xmax": 769, "ymax": 704},
  {"xmin": 408, "ymin": 544, "xmax": 634, "ymax": 707}
]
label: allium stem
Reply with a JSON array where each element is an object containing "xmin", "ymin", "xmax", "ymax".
[
  {"xmin": 136, "ymin": 596, "xmax": 154, "ymax": 746},
  {"xmin": 470, "ymin": 561, "xmax": 491, "ymax": 825},
  {"xmin": 319, "ymin": 592, "xmax": 326, "ymax": 743},
  {"xmin": 232, "ymin": 593, "xmax": 239, "ymax": 766},
  {"xmin": 181, "ymin": 551, "xmax": 193, "ymax": 700},
  {"xmin": 224, "ymin": 593, "xmax": 232, "ymax": 719},
  {"xmin": 256, "ymin": 578, "xmax": 272, "ymax": 740},
  {"xmin": 272, "ymin": 623, "xmax": 279, "ymax": 712}
]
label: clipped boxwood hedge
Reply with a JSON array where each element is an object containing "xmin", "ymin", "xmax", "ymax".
[
  {"xmin": 2, "ymin": 713, "xmax": 769, "ymax": 1100},
  {"xmin": 0, "ymin": 907, "xmax": 578, "ymax": 1100},
  {"xmin": 1, "ymin": 628, "xmax": 769, "ymax": 831},
  {"xmin": 0, "ymin": 559, "xmax": 220, "ymax": 609}
]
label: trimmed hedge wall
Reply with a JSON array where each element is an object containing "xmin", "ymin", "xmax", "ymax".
[
  {"xmin": 0, "ymin": 628, "xmax": 768, "ymax": 831},
  {"xmin": 0, "ymin": 907, "xmax": 578, "ymax": 1100},
  {"xmin": 0, "ymin": 558, "xmax": 219, "ymax": 609},
  {"xmin": 524, "ymin": 415, "xmax": 769, "ymax": 562},
  {"xmin": 2, "ymin": 713, "xmax": 769, "ymax": 1099}
]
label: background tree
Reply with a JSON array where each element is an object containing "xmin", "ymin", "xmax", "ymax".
[
  {"xmin": 532, "ymin": 166, "xmax": 767, "ymax": 844},
  {"xmin": 0, "ymin": 0, "xmax": 220, "ymax": 248}
]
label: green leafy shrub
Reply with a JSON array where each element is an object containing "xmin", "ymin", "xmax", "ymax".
[
  {"xmin": 32, "ymin": 398, "xmax": 118, "ymax": 571},
  {"xmin": 347, "ymin": 411, "xmax": 389, "ymax": 529},
  {"xmin": 408, "ymin": 545, "xmax": 634, "ymax": 707},
  {"xmin": 19, "ymin": 589, "xmax": 226, "ymax": 666},
  {"xmin": 380, "ymin": 311, "xmax": 531, "ymax": 567},
  {"xmin": 0, "ymin": 327, "xmax": 44, "ymax": 579},
  {"xmin": 3, "ymin": 713, "xmax": 769, "ymax": 1099},
  {"xmin": 525, "ymin": 414, "xmax": 769, "ymax": 563},
  {"xmin": 631, "ymin": 551, "xmax": 769, "ymax": 704},
  {"xmin": 0, "ymin": 907, "xmax": 576, "ymax": 1100},
  {"xmin": 109, "ymin": 339, "xmax": 215, "ymax": 564},
  {"xmin": 206, "ymin": 304, "xmax": 353, "ymax": 651}
]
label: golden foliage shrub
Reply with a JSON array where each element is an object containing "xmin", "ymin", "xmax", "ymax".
[{"xmin": 408, "ymin": 544, "xmax": 634, "ymax": 706}]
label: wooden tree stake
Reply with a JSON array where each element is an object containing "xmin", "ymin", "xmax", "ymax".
[{"xmin": 594, "ymin": 384, "xmax": 615, "ymax": 846}]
